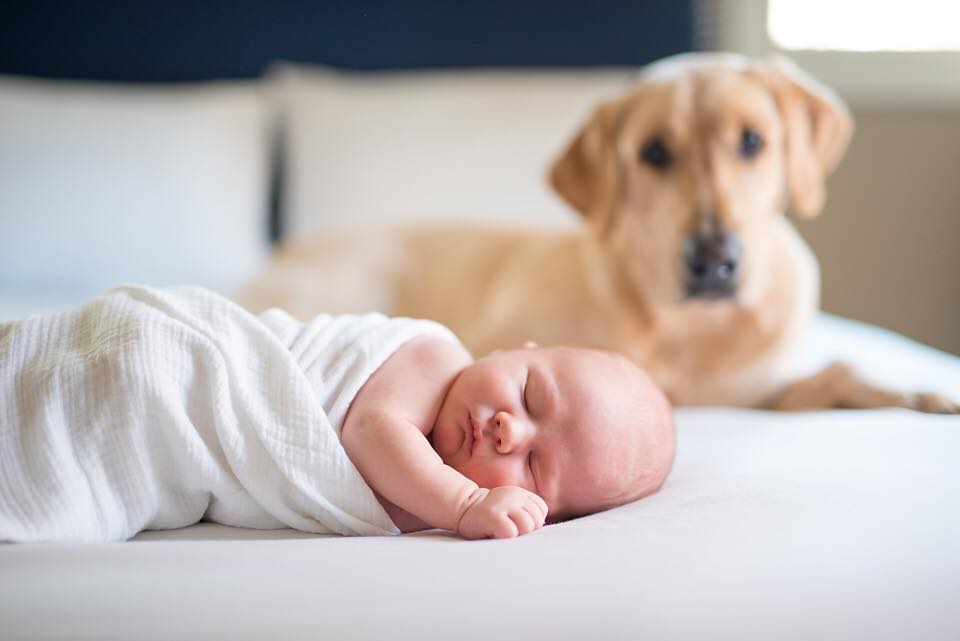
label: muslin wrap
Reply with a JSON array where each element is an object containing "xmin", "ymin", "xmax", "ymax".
[{"xmin": 0, "ymin": 285, "xmax": 458, "ymax": 542}]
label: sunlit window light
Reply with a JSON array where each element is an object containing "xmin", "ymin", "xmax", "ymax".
[{"xmin": 768, "ymin": 0, "xmax": 960, "ymax": 51}]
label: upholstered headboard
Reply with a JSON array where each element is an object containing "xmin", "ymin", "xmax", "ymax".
[{"xmin": 0, "ymin": 0, "xmax": 696, "ymax": 81}]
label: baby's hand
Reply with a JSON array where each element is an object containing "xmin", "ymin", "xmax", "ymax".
[{"xmin": 456, "ymin": 486, "xmax": 548, "ymax": 539}]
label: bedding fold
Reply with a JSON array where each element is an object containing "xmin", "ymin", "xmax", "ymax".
[{"xmin": 0, "ymin": 285, "xmax": 457, "ymax": 542}]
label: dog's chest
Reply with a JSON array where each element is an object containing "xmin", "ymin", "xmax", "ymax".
[{"xmin": 639, "ymin": 304, "xmax": 794, "ymax": 405}]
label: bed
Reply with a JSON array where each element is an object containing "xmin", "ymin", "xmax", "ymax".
[
  {"xmin": 2, "ymin": 314, "xmax": 958, "ymax": 641},
  {"xmin": 1, "ymin": 4, "xmax": 958, "ymax": 640}
]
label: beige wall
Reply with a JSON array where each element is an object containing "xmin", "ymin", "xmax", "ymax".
[{"xmin": 796, "ymin": 109, "xmax": 960, "ymax": 355}]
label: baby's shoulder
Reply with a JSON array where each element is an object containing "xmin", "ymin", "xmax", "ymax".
[
  {"xmin": 392, "ymin": 334, "xmax": 472, "ymax": 375},
  {"xmin": 349, "ymin": 335, "xmax": 472, "ymax": 434}
]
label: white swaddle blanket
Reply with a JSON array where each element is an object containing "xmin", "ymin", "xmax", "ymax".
[{"xmin": 0, "ymin": 285, "xmax": 459, "ymax": 542}]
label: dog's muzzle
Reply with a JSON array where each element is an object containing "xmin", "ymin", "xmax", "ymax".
[{"xmin": 683, "ymin": 232, "xmax": 741, "ymax": 299}]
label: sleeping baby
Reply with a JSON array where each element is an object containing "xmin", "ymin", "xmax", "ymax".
[{"xmin": 0, "ymin": 285, "xmax": 675, "ymax": 542}]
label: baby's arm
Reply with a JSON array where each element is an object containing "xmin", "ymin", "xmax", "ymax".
[
  {"xmin": 341, "ymin": 337, "xmax": 546, "ymax": 538},
  {"xmin": 344, "ymin": 409, "xmax": 481, "ymax": 533}
]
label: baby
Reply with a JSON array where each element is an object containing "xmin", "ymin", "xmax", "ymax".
[
  {"xmin": 344, "ymin": 336, "xmax": 676, "ymax": 539},
  {"xmin": 0, "ymin": 285, "xmax": 675, "ymax": 542}
]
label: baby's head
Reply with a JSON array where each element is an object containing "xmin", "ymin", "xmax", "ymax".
[{"xmin": 432, "ymin": 344, "xmax": 675, "ymax": 521}]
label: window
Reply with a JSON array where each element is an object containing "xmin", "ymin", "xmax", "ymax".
[
  {"xmin": 703, "ymin": 0, "xmax": 960, "ymax": 107},
  {"xmin": 769, "ymin": 0, "xmax": 960, "ymax": 52}
]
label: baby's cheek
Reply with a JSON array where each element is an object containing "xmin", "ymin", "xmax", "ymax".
[{"xmin": 431, "ymin": 420, "xmax": 462, "ymax": 461}]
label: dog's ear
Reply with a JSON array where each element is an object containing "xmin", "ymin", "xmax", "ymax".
[
  {"xmin": 549, "ymin": 99, "xmax": 624, "ymax": 221},
  {"xmin": 755, "ymin": 56, "xmax": 854, "ymax": 218}
]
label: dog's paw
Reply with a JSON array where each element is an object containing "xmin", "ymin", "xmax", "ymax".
[
  {"xmin": 771, "ymin": 363, "xmax": 960, "ymax": 414},
  {"xmin": 909, "ymin": 392, "xmax": 960, "ymax": 415}
]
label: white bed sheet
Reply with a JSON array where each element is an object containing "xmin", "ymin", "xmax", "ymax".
[{"xmin": 2, "ymin": 314, "xmax": 958, "ymax": 641}]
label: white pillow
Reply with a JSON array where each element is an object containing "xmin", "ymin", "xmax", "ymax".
[
  {"xmin": 272, "ymin": 64, "xmax": 633, "ymax": 238},
  {"xmin": 0, "ymin": 76, "xmax": 271, "ymax": 305}
]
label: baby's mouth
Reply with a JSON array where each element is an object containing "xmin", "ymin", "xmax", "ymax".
[{"xmin": 467, "ymin": 412, "xmax": 479, "ymax": 456}]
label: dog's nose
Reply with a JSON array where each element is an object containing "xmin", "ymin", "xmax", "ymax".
[{"xmin": 684, "ymin": 232, "xmax": 741, "ymax": 298}]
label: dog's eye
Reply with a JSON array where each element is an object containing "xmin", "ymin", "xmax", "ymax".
[
  {"xmin": 640, "ymin": 138, "xmax": 672, "ymax": 170},
  {"xmin": 739, "ymin": 128, "xmax": 764, "ymax": 159}
]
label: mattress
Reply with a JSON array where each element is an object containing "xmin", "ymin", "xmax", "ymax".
[{"xmin": 2, "ymin": 313, "xmax": 958, "ymax": 641}]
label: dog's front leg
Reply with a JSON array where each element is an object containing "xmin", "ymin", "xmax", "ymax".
[{"xmin": 770, "ymin": 361, "xmax": 960, "ymax": 414}]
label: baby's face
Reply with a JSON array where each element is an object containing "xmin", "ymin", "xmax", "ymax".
[{"xmin": 432, "ymin": 345, "xmax": 674, "ymax": 520}]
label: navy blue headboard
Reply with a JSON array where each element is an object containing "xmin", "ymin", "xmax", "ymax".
[{"xmin": 0, "ymin": 0, "xmax": 696, "ymax": 82}]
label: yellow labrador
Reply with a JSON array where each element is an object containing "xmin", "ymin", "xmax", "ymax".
[{"xmin": 238, "ymin": 53, "xmax": 956, "ymax": 413}]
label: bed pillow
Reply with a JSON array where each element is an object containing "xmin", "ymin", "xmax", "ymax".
[
  {"xmin": 0, "ymin": 75, "xmax": 271, "ymax": 308},
  {"xmin": 271, "ymin": 64, "xmax": 632, "ymax": 238}
]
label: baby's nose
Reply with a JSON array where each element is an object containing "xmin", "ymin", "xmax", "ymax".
[{"xmin": 493, "ymin": 411, "xmax": 529, "ymax": 454}]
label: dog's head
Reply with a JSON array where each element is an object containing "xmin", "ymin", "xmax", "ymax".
[{"xmin": 550, "ymin": 53, "xmax": 853, "ymax": 305}]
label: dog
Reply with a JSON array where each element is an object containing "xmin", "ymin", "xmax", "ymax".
[{"xmin": 237, "ymin": 53, "xmax": 957, "ymax": 413}]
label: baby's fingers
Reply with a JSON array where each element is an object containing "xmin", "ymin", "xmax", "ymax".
[
  {"xmin": 492, "ymin": 513, "xmax": 519, "ymax": 539},
  {"xmin": 508, "ymin": 505, "xmax": 540, "ymax": 536},
  {"xmin": 521, "ymin": 504, "xmax": 546, "ymax": 532},
  {"xmin": 527, "ymin": 493, "xmax": 548, "ymax": 525},
  {"xmin": 531, "ymin": 492, "xmax": 548, "ymax": 516}
]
